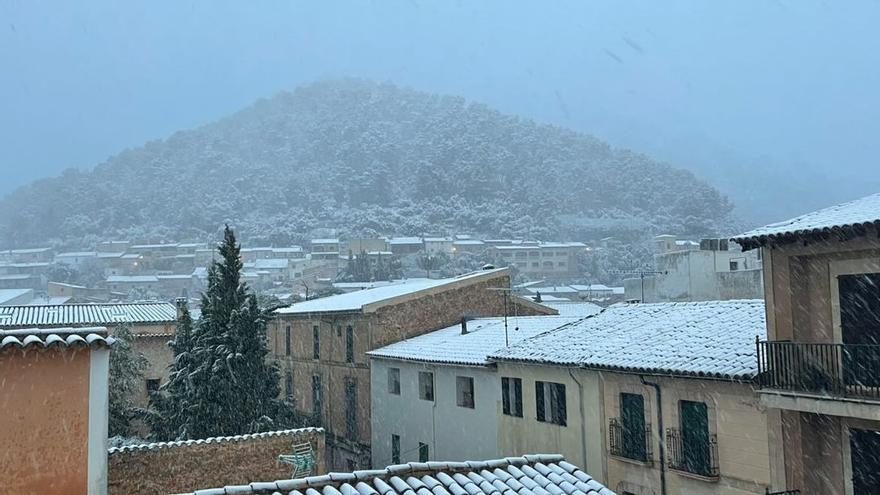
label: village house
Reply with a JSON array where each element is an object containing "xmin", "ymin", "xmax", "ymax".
[
  {"xmin": 0, "ymin": 326, "xmax": 113, "ymax": 495},
  {"xmin": 0, "ymin": 301, "xmax": 178, "ymax": 407},
  {"xmin": 624, "ymin": 235, "xmax": 763, "ymax": 303},
  {"xmin": 368, "ymin": 310, "xmax": 596, "ymax": 468},
  {"xmin": 490, "ymin": 241, "xmax": 586, "ymax": 281},
  {"xmin": 310, "ymin": 238, "xmax": 341, "ymax": 260},
  {"xmin": 175, "ymin": 454, "xmax": 613, "ymax": 495},
  {"xmin": 489, "ymin": 300, "xmax": 771, "ymax": 495},
  {"xmin": 267, "ymin": 267, "xmax": 555, "ymax": 470},
  {"xmin": 388, "ymin": 236, "xmax": 423, "ymax": 255},
  {"xmin": 733, "ymin": 192, "xmax": 880, "ymax": 495}
]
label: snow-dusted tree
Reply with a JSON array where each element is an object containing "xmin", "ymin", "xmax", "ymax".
[
  {"xmin": 187, "ymin": 226, "xmax": 288, "ymax": 437},
  {"xmin": 147, "ymin": 226, "xmax": 301, "ymax": 440},
  {"xmin": 108, "ymin": 324, "xmax": 148, "ymax": 437}
]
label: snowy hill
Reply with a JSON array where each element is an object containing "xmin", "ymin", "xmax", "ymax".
[{"xmin": 0, "ymin": 79, "xmax": 733, "ymax": 246}]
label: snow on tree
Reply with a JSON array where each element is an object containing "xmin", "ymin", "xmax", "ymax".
[{"xmin": 108, "ymin": 323, "xmax": 148, "ymax": 437}]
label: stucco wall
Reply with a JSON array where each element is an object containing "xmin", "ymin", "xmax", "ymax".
[
  {"xmin": 602, "ymin": 373, "xmax": 771, "ymax": 495},
  {"xmin": 370, "ymin": 359, "xmax": 499, "ymax": 467},
  {"xmin": 0, "ymin": 348, "xmax": 92, "ymax": 495},
  {"xmin": 495, "ymin": 364, "xmax": 604, "ymax": 478},
  {"xmin": 107, "ymin": 428, "xmax": 325, "ymax": 495}
]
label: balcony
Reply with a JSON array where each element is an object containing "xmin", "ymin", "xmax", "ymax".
[
  {"xmin": 756, "ymin": 339, "xmax": 880, "ymax": 400},
  {"xmin": 666, "ymin": 428, "xmax": 719, "ymax": 479},
  {"xmin": 608, "ymin": 418, "xmax": 652, "ymax": 463}
]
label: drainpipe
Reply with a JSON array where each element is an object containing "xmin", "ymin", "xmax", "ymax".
[
  {"xmin": 568, "ymin": 369, "xmax": 589, "ymax": 473},
  {"xmin": 640, "ymin": 376, "xmax": 667, "ymax": 495}
]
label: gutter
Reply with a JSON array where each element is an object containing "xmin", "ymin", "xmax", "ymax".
[{"xmin": 640, "ymin": 376, "xmax": 667, "ymax": 495}]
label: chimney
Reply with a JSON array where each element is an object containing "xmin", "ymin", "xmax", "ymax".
[
  {"xmin": 174, "ymin": 297, "xmax": 188, "ymax": 319},
  {"xmin": 460, "ymin": 317, "xmax": 469, "ymax": 335}
]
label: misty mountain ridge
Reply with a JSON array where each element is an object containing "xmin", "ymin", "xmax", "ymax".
[{"xmin": 0, "ymin": 79, "xmax": 735, "ymax": 247}]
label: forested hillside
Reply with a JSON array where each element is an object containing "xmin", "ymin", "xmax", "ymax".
[{"xmin": 0, "ymin": 80, "xmax": 733, "ymax": 247}]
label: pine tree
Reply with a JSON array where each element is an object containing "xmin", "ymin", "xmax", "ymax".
[{"xmin": 108, "ymin": 324, "xmax": 148, "ymax": 437}]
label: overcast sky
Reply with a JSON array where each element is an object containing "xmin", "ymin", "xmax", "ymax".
[{"xmin": 2, "ymin": 1, "xmax": 878, "ymax": 221}]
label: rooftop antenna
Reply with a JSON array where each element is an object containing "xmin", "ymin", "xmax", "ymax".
[
  {"xmin": 487, "ymin": 286, "xmax": 519, "ymax": 346},
  {"xmin": 610, "ymin": 267, "xmax": 667, "ymax": 303}
]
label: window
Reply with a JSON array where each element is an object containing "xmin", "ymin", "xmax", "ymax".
[
  {"xmin": 536, "ymin": 381, "xmax": 566, "ymax": 426},
  {"xmin": 284, "ymin": 371, "xmax": 293, "ymax": 401},
  {"xmin": 388, "ymin": 368, "xmax": 401, "ymax": 395},
  {"xmin": 531, "ymin": 262, "xmax": 539, "ymax": 268},
  {"xmin": 311, "ymin": 375, "xmax": 322, "ymax": 420},
  {"xmin": 729, "ymin": 260, "xmax": 739, "ymax": 271},
  {"xmin": 557, "ymin": 261, "xmax": 566, "ymax": 267},
  {"xmin": 312, "ymin": 325, "xmax": 320, "ymax": 359},
  {"xmin": 456, "ymin": 376, "xmax": 475, "ymax": 408},
  {"xmin": 391, "ymin": 434, "xmax": 401, "ymax": 464},
  {"xmin": 501, "ymin": 377, "xmax": 523, "ymax": 417},
  {"xmin": 419, "ymin": 371, "xmax": 434, "ymax": 401},
  {"xmin": 668, "ymin": 400, "xmax": 716, "ymax": 477},
  {"xmin": 284, "ymin": 325, "xmax": 291, "ymax": 356},
  {"xmin": 345, "ymin": 378, "xmax": 358, "ymax": 440},
  {"xmin": 146, "ymin": 378, "xmax": 160, "ymax": 394},
  {"xmin": 418, "ymin": 442, "xmax": 429, "ymax": 462},
  {"xmin": 345, "ymin": 325, "xmax": 354, "ymax": 363},
  {"xmin": 611, "ymin": 393, "xmax": 647, "ymax": 461}
]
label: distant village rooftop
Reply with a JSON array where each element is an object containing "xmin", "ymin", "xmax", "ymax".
[
  {"xmin": 733, "ymin": 191, "xmax": 880, "ymax": 250},
  {"xmin": 174, "ymin": 454, "xmax": 612, "ymax": 495},
  {"xmin": 276, "ymin": 268, "xmax": 513, "ymax": 315},
  {"xmin": 491, "ymin": 299, "xmax": 766, "ymax": 380},
  {"xmin": 368, "ymin": 314, "xmax": 588, "ymax": 366}
]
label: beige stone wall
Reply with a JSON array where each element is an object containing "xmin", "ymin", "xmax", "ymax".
[
  {"xmin": 107, "ymin": 428, "xmax": 325, "ymax": 495},
  {"xmin": 602, "ymin": 374, "xmax": 771, "ymax": 495}
]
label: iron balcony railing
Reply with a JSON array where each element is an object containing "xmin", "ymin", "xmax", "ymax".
[
  {"xmin": 756, "ymin": 338, "xmax": 880, "ymax": 400},
  {"xmin": 666, "ymin": 428, "xmax": 719, "ymax": 478},
  {"xmin": 609, "ymin": 418, "xmax": 652, "ymax": 463},
  {"xmin": 765, "ymin": 490, "xmax": 800, "ymax": 495}
]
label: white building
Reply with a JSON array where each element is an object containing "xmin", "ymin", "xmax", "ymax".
[
  {"xmin": 368, "ymin": 312, "xmax": 595, "ymax": 468},
  {"xmin": 624, "ymin": 235, "xmax": 763, "ymax": 303}
]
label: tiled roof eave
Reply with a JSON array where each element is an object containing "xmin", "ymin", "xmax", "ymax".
[
  {"xmin": 488, "ymin": 355, "xmax": 756, "ymax": 382},
  {"xmin": 733, "ymin": 218, "xmax": 880, "ymax": 251}
]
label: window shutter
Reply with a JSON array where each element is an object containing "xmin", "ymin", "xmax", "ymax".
[
  {"xmin": 536, "ymin": 381, "xmax": 545, "ymax": 422},
  {"xmin": 514, "ymin": 378, "xmax": 522, "ymax": 417},
  {"xmin": 502, "ymin": 378, "xmax": 510, "ymax": 415}
]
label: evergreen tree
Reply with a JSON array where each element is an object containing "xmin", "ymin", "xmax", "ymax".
[
  {"xmin": 108, "ymin": 324, "xmax": 148, "ymax": 437},
  {"xmin": 147, "ymin": 226, "xmax": 302, "ymax": 440}
]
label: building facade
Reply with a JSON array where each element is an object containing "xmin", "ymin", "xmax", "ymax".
[
  {"xmin": 735, "ymin": 192, "xmax": 880, "ymax": 495},
  {"xmin": 267, "ymin": 268, "xmax": 554, "ymax": 470},
  {"xmin": 0, "ymin": 327, "xmax": 113, "ymax": 495}
]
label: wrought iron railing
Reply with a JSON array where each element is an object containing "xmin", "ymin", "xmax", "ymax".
[
  {"xmin": 756, "ymin": 338, "xmax": 880, "ymax": 399},
  {"xmin": 609, "ymin": 418, "xmax": 652, "ymax": 463},
  {"xmin": 765, "ymin": 489, "xmax": 800, "ymax": 495},
  {"xmin": 666, "ymin": 428, "xmax": 719, "ymax": 478}
]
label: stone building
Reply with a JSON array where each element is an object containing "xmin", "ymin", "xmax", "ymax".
[
  {"xmin": 0, "ymin": 327, "xmax": 113, "ymax": 495},
  {"xmin": 490, "ymin": 300, "xmax": 771, "ymax": 495},
  {"xmin": 734, "ymin": 191, "xmax": 880, "ymax": 495},
  {"xmin": 268, "ymin": 267, "xmax": 554, "ymax": 470}
]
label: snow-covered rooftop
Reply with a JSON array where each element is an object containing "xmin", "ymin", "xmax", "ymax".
[
  {"xmin": 733, "ymin": 192, "xmax": 880, "ymax": 249},
  {"xmin": 526, "ymin": 286, "xmax": 578, "ymax": 294},
  {"xmin": 245, "ymin": 259, "xmax": 289, "ymax": 270},
  {"xmin": 540, "ymin": 301, "xmax": 603, "ymax": 317},
  {"xmin": 276, "ymin": 268, "xmax": 509, "ymax": 315},
  {"xmin": 0, "ymin": 302, "xmax": 177, "ymax": 327},
  {"xmin": 108, "ymin": 427, "xmax": 322, "ymax": 454},
  {"xmin": 311, "ymin": 238, "xmax": 339, "ymax": 244},
  {"xmin": 174, "ymin": 454, "xmax": 612, "ymax": 495},
  {"xmin": 56, "ymin": 251, "xmax": 97, "ymax": 258},
  {"xmin": 389, "ymin": 237, "xmax": 422, "ymax": 245},
  {"xmin": 491, "ymin": 300, "xmax": 766, "ymax": 380},
  {"xmin": 0, "ymin": 288, "xmax": 32, "ymax": 305},
  {"xmin": 368, "ymin": 314, "xmax": 584, "ymax": 366},
  {"xmin": 107, "ymin": 275, "xmax": 160, "ymax": 283},
  {"xmin": 0, "ymin": 327, "xmax": 114, "ymax": 351}
]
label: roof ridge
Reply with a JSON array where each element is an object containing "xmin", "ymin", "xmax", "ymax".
[{"xmin": 108, "ymin": 427, "xmax": 324, "ymax": 454}]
